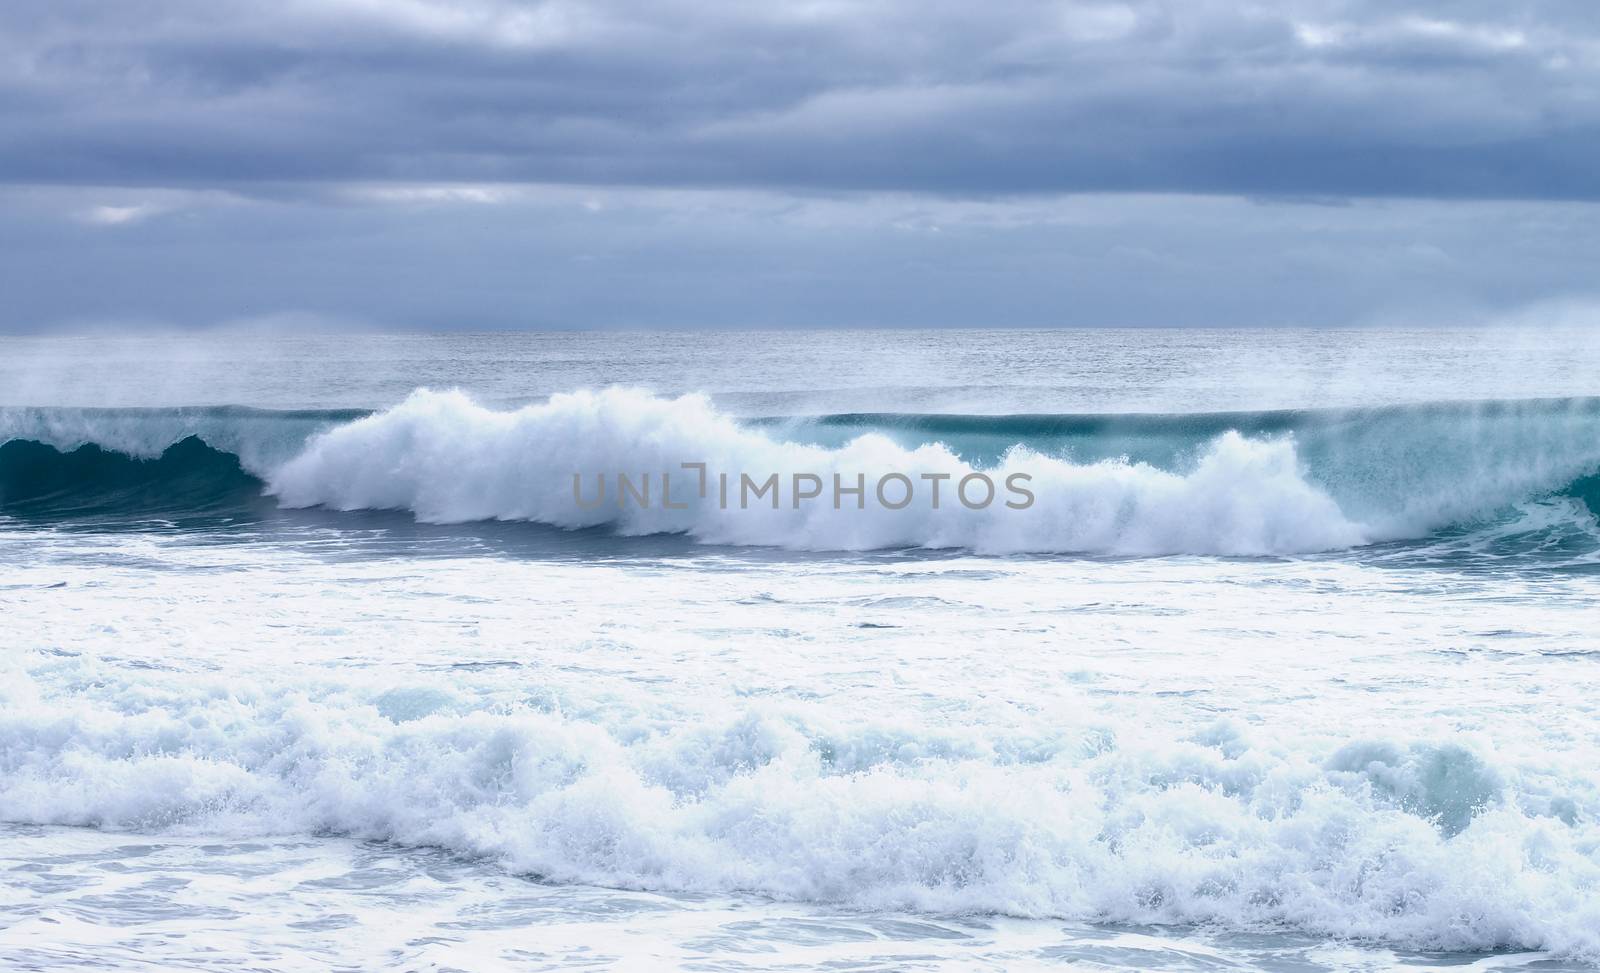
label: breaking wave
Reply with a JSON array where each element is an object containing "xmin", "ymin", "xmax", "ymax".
[
  {"xmin": 3, "ymin": 654, "xmax": 1598, "ymax": 957},
  {"xmin": 4, "ymin": 389, "xmax": 1600, "ymax": 556}
]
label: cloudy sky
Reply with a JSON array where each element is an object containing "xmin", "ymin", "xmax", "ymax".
[{"xmin": 3, "ymin": 0, "xmax": 1598, "ymax": 330}]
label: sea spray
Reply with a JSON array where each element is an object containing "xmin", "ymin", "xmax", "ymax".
[{"xmin": 5, "ymin": 390, "xmax": 1600, "ymax": 555}]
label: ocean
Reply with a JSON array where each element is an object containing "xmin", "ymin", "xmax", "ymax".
[{"xmin": 2, "ymin": 328, "xmax": 1599, "ymax": 971}]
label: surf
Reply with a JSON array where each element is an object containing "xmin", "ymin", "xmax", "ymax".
[
  {"xmin": 2, "ymin": 390, "xmax": 1599, "ymax": 557},
  {"xmin": 5, "ymin": 645, "xmax": 1599, "ymax": 959}
]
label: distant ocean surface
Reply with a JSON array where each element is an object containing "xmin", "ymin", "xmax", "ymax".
[{"xmin": 3, "ymin": 329, "xmax": 1599, "ymax": 971}]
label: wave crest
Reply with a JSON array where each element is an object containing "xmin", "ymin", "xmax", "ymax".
[
  {"xmin": 266, "ymin": 389, "xmax": 1366, "ymax": 555},
  {"xmin": 5, "ymin": 390, "xmax": 1600, "ymax": 556}
]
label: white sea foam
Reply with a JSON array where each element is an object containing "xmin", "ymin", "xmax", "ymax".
[
  {"xmin": 266, "ymin": 388, "xmax": 1369, "ymax": 555},
  {"xmin": 2, "ymin": 653, "xmax": 1597, "ymax": 958}
]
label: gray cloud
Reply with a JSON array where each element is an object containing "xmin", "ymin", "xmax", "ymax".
[
  {"xmin": 3, "ymin": 185, "xmax": 1597, "ymax": 331},
  {"xmin": 3, "ymin": 0, "xmax": 1599, "ymax": 198},
  {"xmin": 4, "ymin": 1, "xmax": 1599, "ymax": 333}
]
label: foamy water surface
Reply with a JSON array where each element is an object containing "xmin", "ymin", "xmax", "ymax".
[{"xmin": 3, "ymin": 330, "xmax": 1599, "ymax": 971}]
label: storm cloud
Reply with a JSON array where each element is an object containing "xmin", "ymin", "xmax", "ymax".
[
  {"xmin": 5, "ymin": 0, "xmax": 1599, "ymax": 198},
  {"xmin": 2, "ymin": 0, "xmax": 1598, "ymax": 330}
]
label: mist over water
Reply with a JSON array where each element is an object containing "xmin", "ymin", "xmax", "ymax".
[
  {"xmin": 3, "ymin": 329, "xmax": 1600, "ymax": 971},
  {"xmin": 7, "ymin": 326, "xmax": 1600, "ymax": 413}
]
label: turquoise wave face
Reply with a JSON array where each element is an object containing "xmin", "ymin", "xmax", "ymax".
[
  {"xmin": 2, "ymin": 394, "xmax": 1599, "ymax": 563},
  {"xmin": 0, "ymin": 437, "xmax": 269, "ymax": 523},
  {"xmin": 760, "ymin": 396, "xmax": 1600, "ymax": 469},
  {"xmin": 766, "ymin": 397, "xmax": 1600, "ymax": 522}
]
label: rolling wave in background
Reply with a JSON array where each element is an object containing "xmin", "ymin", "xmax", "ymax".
[{"xmin": 3, "ymin": 388, "xmax": 1599, "ymax": 559}]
